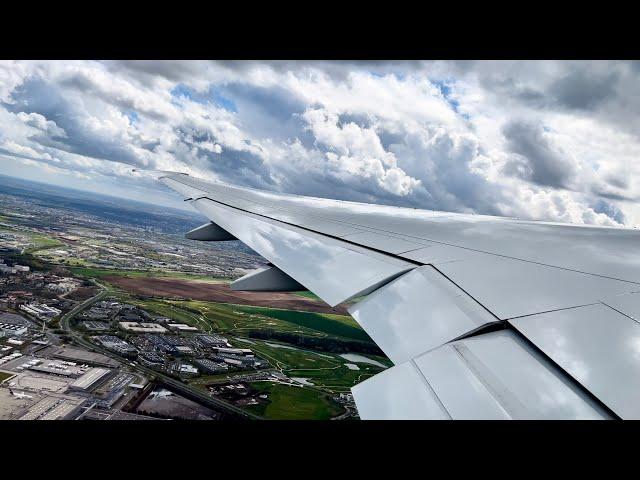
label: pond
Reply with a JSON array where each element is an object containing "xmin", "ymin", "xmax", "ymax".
[{"xmin": 339, "ymin": 353, "xmax": 387, "ymax": 368}]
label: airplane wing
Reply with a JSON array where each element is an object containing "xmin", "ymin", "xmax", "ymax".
[{"xmin": 158, "ymin": 172, "xmax": 640, "ymax": 420}]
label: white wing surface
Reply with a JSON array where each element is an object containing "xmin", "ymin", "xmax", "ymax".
[{"xmin": 158, "ymin": 172, "xmax": 640, "ymax": 420}]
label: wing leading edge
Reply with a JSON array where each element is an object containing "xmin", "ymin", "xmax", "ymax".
[{"xmin": 157, "ymin": 172, "xmax": 640, "ymax": 420}]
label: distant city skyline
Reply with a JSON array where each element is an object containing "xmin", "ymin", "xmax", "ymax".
[{"xmin": 1, "ymin": 60, "xmax": 638, "ymax": 225}]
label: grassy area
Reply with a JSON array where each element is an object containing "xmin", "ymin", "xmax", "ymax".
[
  {"xmin": 246, "ymin": 340, "xmax": 339, "ymax": 371},
  {"xmin": 23, "ymin": 234, "xmax": 63, "ymax": 254},
  {"xmin": 0, "ymin": 371, "xmax": 14, "ymax": 383},
  {"xmin": 69, "ymin": 267, "xmax": 228, "ymax": 283},
  {"xmin": 167, "ymin": 300, "xmax": 334, "ymax": 337},
  {"xmin": 125, "ymin": 298, "xmax": 348, "ymax": 340},
  {"xmin": 246, "ymin": 382, "xmax": 344, "ymax": 420},
  {"xmin": 35, "ymin": 254, "xmax": 89, "ymax": 267},
  {"xmin": 231, "ymin": 305, "xmax": 370, "ymax": 342}
]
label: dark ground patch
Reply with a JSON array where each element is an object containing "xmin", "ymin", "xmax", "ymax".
[{"xmin": 102, "ymin": 276, "xmax": 350, "ymax": 315}]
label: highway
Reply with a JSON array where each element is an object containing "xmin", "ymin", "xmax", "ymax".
[{"xmin": 58, "ymin": 282, "xmax": 262, "ymax": 420}]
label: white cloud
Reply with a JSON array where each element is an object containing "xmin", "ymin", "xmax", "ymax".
[{"xmin": 0, "ymin": 60, "xmax": 638, "ymax": 227}]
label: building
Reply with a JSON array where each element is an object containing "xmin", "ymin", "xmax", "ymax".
[
  {"xmin": 138, "ymin": 351, "xmax": 164, "ymax": 369},
  {"xmin": 174, "ymin": 345, "xmax": 194, "ymax": 356},
  {"xmin": 20, "ymin": 303, "xmax": 61, "ymax": 320},
  {"xmin": 167, "ymin": 323, "xmax": 199, "ymax": 332},
  {"xmin": 215, "ymin": 352, "xmax": 268, "ymax": 369},
  {"xmin": 0, "ymin": 265, "xmax": 16, "ymax": 275},
  {"xmin": 178, "ymin": 363, "xmax": 198, "ymax": 375},
  {"xmin": 52, "ymin": 346, "xmax": 119, "ymax": 367},
  {"xmin": 213, "ymin": 347, "xmax": 253, "ymax": 356},
  {"xmin": 93, "ymin": 336, "xmax": 138, "ymax": 358},
  {"xmin": 221, "ymin": 357, "xmax": 244, "ymax": 367},
  {"xmin": 194, "ymin": 358, "xmax": 229, "ymax": 373},
  {"xmin": 195, "ymin": 334, "xmax": 230, "ymax": 348},
  {"xmin": 69, "ymin": 367, "xmax": 112, "ymax": 392},
  {"xmin": 118, "ymin": 322, "xmax": 167, "ymax": 333},
  {"xmin": 13, "ymin": 265, "xmax": 29, "ymax": 273},
  {"xmin": 0, "ymin": 322, "xmax": 27, "ymax": 337},
  {"xmin": 0, "ymin": 312, "xmax": 29, "ymax": 326}
]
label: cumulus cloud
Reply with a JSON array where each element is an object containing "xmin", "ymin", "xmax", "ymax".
[
  {"xmin": 0, "ymin": 60, "xmax": 637, "ymax": 227},
  {"xmin": 502, "ymin": 120, "xmax": 578, "ymax": 189}
]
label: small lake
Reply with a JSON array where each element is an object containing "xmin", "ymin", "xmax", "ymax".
[
  {"xmin": 291, "ymin": 377, "xmax": 314, "ymax": 386},
  {"xmin": 340, "ymin": 353, "xmax": 387, "ymax": 368},
  {"xmin": 265, "ymin": 342, "xmax": 297, "ymax": 350}
]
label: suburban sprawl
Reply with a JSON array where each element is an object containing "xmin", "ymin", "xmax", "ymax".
[{"xmin": 0, "ymin": 175, "xmax": 391, "ymax": 420}]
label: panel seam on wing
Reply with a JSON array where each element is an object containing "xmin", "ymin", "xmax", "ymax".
[{"xmin": 409, "ymin": 359, "xmax": 452, "ymax": 419}]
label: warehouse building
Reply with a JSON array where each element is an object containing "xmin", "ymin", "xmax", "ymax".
[
  {"xmin": 119, "ymin": 322, "xmax": 167, "ymax": 333},
  {"xmin": 69, "ymin": 367, "xmax": 112, "ymax": 392}
]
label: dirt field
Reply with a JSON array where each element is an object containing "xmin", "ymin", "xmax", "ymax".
[{"xmin": 102, "ymin": 276, "xmax": 350, "ymax": 315}]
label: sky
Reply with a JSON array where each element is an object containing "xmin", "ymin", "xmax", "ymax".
[{"xmin": 0, "ymin": 60, "xmax": 638, "ymax": 227}]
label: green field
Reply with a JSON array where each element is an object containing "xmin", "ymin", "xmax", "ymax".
[
  {"xmin": 230, "ymin": 305, "xmax": 369, "ymax": 342},
  {"xmin": 246, "ymin": 382, "xmax": 344, "ymax": 420},
  {"xmin": 243, "ymin": 339, "xmax": 389, "ymax": 391},
  {"xmin": 24, "ymin": 234, "xmax": 64, "ymax": 254},
  {"xmin": 124, "ymin": 298, "xmax": 348, "ymax": 339},
  {"xmin": 69, "ymin": 267, "xmax": 228, "ymax": 283},
  {"xmin": 0, "ymin": 371, "xmax": 14, "ymax": 383},
  {"xmin": 36, "ymin": 254, "xmax": 89, "ymax": 267}
]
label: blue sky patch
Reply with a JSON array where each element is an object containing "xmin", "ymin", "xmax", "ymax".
[
  {"xmin": 432, "ymin": 79, "xmax": 469, "ymax": 120},
  {"xmin": 125, "ymin": 110, "xmax": 139, "ymax": 124},
  {"xmin": 170, "ymin": 84, "xmax": 237, "ymax": 112}
]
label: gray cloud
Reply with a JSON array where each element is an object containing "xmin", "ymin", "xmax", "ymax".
[
  {"xmin": 592, "ymin": 198, "xmax": 626, "ymax": 224},
  {"xmin": 548, "ymin": 69, "xmax": 619, "ymax": 111},
  {"xmin": 104, "ymin": 60, "xmax": 205, "ymax": 83},
  {"xmin": 4, "ymin": 77, "xmax": 144, "ymax": 166},
  {"xmin": 502, "ymin": 120, "xmax": 577, "ymax": 189}
]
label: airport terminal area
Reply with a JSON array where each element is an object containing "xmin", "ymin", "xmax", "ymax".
[{"xmin": 0, "ymin": 176, "xmax": 391, "ymax": 420}]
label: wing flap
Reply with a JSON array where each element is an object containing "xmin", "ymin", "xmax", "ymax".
[
  {"xmin": 348, "ymin": 265, "xmax": 498, "ymax": 364},
  {"xmin": 511, "ymin": 303, "xmax": 640, "ymax": 419},
  {"xmin": 354, "ymin": 330, "xmax": 612, "ymax": 420},
  {"xmin": 231, "ymin": 265, "xmax": 305, "ymax": 292},
  {"xmin": 351, "ymin": 360, "xmax": 452, "ymax": 420}
]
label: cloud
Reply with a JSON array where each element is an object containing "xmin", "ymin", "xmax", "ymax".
[
  {"xmin": 0, "ymin": 60, "xmax": 638, "ymax": 228},
  {"xmin": 548, "ymin": 69, "xmax": 619, "ymax": 111},
  {"xmin": 501, "ymin": 120, "xmax": 577, "ymax": 189},
  {"xmin": 591, "ymin": 198, "xmax": 626, "ymax": 224}
]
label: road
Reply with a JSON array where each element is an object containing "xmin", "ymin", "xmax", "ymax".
[
  {"xmin": 58, "ymin": 285, "xmax": 108, "ymax": 329},
  {"xmin": 58, "ymin": 282, "xmax": 262, "ymax": 420}
]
